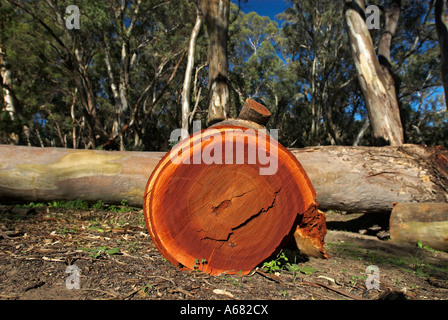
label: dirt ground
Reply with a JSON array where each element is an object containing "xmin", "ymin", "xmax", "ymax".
[{"xmin": 1, "ymin": 203, "xmax": 447, "ymax": 301}]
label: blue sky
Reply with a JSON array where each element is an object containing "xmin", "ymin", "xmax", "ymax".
[{"xmin": 233, "ymin": 0, "xmax": 291, "ymax": 22}]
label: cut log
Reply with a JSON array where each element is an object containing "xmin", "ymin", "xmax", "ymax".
[
  {"xmin": 143, "ymin": 125, "xmax": 327, "ymax": 275},
  {"xmin": 390, "ymin": 203, "xmax": 448, "ymax": 252},
  {"xmin": 237, "ymin": 98, "xmax": 272, "ymax": 126},
  {"xmin": 212, "ymin": 104, "xmax": 327, "ymax": 261},
  {"xmin": 0, "ymin": 144, "xmax": 447, "ymax": 213}
]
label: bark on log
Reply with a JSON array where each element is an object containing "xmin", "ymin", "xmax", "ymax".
[
  {"xmin": 143, "ymin": 125, "xmax": 327, "ymax": 275},
  {"xmin": 390, "ymin": 203, "xmax": 448, "ymax": 252},
  {"xmin": 0, "ymin": 144, "xmax": 447, "ymax": 213},
  {"xmin": 0, "ymin": 145, "xmax": 163, "ymax": 207},
  {"xmin": 292, "ymin": 144, "xmax": 448, "ymax": 213},
  {"xmin": 237, "ymin": 99, "xmax": 271, "ymax": 126}
]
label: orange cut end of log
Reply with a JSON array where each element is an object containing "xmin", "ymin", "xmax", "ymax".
[
  {"xmin": 143, "ymin": 126, "xmax": 324, "ymax": 275},
  {"xmin": 246, "ymin": 99, "xmax": 271, "ymax": 116}
]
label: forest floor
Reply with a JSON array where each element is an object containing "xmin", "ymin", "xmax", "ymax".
[{"xmin": 1, "ymin": 203, "xmax": 447, "ymax": 301}]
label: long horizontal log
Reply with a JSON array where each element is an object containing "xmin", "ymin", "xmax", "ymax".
[
  {"xmin": 390, "ymin": 203, "xmax": 448, "ymax": 252},
  {"xmin": 291, "ymin": 144, "xmax": 448, "ymax": 213},
  {"xmin": 0, "ymin": 145, "xmax": 163, "ymax": 207},
  {"xmin": 0, "ymin": 144, "xmax": 447, "ymax": 213}
]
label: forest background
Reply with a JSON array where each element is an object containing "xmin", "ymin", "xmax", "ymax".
[{"xmin": 1, "ymin": 0, "xmax": 447, "ymax": 152}]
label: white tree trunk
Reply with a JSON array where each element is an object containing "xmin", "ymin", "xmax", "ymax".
[
  {"xmin": 0, "ymin": 44, "xmax": 16, "ymax": 121},
  {"xmin": 345, "ymin": 0, "xmax": 404, "ymax": 146},
  {"xmin": 181, "ymin": 3, "xmax": 203, "ymax": 140}
]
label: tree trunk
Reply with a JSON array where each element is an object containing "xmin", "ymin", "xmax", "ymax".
[
  {"xmin": 390, "ymin": 203, "xmax": 448, "ymax": 252},
  {"xmin": 0, "ymin": 144, "xmax": 447, "ymax": 213},
  {"xmin": 143, "ymin": 123, "xmax": 326, "ymax": 275},
  {"xmin": 378, "ymin": 0, "xmax": 401, "ymax": 68},
  {"xmin": 102, "ymin": 39, "xmax": 123, "ymax": 148},
  {"xmin": 0, "ymin": 44, "xmax": 16, "ymax": 122},
  {"xmin": 199, "ymin": 0, "xmax": 231, "ymax": 125},
  {"xmin": 181, "ymin": 3, "xmax": 203, "ymax": 139},
  {"xmin": 435, "ymin": 0, "xmax": 448, "ymax": 109},
  {"xmin": 344, "ymin": 0, "xmax": 404, "ymax": 146},
  {"xmin": 6, "ymin": 0, "xmax": 105, "ymax": 149},
  {"xmin": 0, "ymin": 44, "xmax": 19, "ymax": 145}
]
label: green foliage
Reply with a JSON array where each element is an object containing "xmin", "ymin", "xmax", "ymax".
[
  {"xmin": 20, "ymin": 198, "xmax": 137, "ymax": 213},
  {"xmin": 286, "ymin": 264, "xmax": 318, "ymax": 280},
  {"xmin": 262, "ymin": 250, "xmax": 318, "ymax": 280},
  {"xmin": 21, "ymin": 202, "xmax": 46, "ymax": 209},
  {"xmin": 416, "ymin": 240, "xmax": 439, "ymax": 253},
  {"xmin": 49, "ymin": 199, "xmax": 89, "ymax": 210},
  {"xmin": 192, "ymin": 258, "xmax": 208, "ymax": 271},
  {"xmin": 91, "ymin": 200, "xmax": 105, "ymax": 210},
  {"xmin": 262, "ymin": 251, "xmax": 288, "ymax": 273},
  {"xmin": 140, "ymin": 283, "xmax": 153, "ymax": 295},
  {"xmin": 78, "ymin": 246, "xmax": 121, "ymax": 259},
  {"xmin": 0, "ymin": 0, "xmax": 446, "ymax": 149}
]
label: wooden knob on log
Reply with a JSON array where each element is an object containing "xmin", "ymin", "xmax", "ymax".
[
  {"xmin": 210, "ymin": 98, "xmax": 271, "ymax": 130},
  {"xmin": 143, "ymin": 123, "xmax": 328, "ymax": 275},
  {"xmin": 237, "ymin": 98, "xmax": 272, "ymax": 126}
]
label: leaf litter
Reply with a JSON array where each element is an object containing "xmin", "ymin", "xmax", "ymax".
[{"xmin": 0, "ymin": 205, "xmax": 447, "ymax": 300}]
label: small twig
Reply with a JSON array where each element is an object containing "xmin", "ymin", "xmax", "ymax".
[
  {"xmin": 123, "ymin": 286, "xmax": 144, "ymax": 300},
  {"xmin": 24, "ymin": 281, "xmax": 45, "ymax": 292},
  {"xmin": 367, "ymin": 171, "xmax": 398, "ymax": 178},
  {"xmin": 255, "ymin": 270, "xmax": 282, "ymax": 283},
  {"xmin": 170, "ymin": 287, "xmax": 195, "ymax": 298},
  {"xmin": 145, "ymin": 275, "xmax": 177, "ymax": 286},
  {"xmin": 80, "ymin": 288, "xmax": 119, "ymax": 299},
  {"xmin": 0, "ymin": 229, "xmax": 16, "ymax": 240},
  {"xmin": 42, "ymin": 256, "xmax": 66, "ymax": 262},
  {"xmin": 0, "ymin": 294, "xmax": 19, "ymax": 299},
  {"xmin": 300, "ymin": 281, "xmax": 366, "ymax": 300}
]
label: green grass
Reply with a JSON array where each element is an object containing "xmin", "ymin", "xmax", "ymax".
[
  {"xmin": 327, "ymin": 241, "xmax": 448, "ymax": 278},
  {"xmin": 49, "ymin": 199, "xmax": 90, "ymax": 210},
  {"xmin": 16, "ymin": 199, "xmax": 139, "ymax": 213},
  {"xmin": 262, "ymin": 249, "xmax": 318, "ymax": 280},
  {"xmin": 78, "ymin": 246, "xmax": 121, "ymax": 258}
]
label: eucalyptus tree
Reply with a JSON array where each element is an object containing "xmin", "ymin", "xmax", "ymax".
[{"xmin": 279, "ymin": 0, "xmax": 364, "ymax": 146}]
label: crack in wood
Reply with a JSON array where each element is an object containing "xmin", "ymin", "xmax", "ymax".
[
  {"xmin": 211, "ymin": 190, "xmax": 254, "ymax": 215},
  {"xmin": 230, "ymin": 187, "xmax": 282, "ymax": 232},
  {"xmin": 201, "ymin": 187, "xmax": 282, "ymax": 243}
]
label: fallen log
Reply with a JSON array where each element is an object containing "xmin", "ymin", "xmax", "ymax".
[
  {"xmin": 291, "ymin": 144, "xmax": 448, "ymax": 213},
  {"xmin": 2, "ymin": 98, "xmax": 447, "ymax": 274},
  {"xmin": 0, "ymin": 145, "xmax": 447, "ymax": 213},
  {"xmin": 390, "ymin": 203, "xmax": 448, "ymax": 252},
  {"xmin": 0, "ymin": 146, "xmax": 163, "ymax": 207},
  {"xmin": 1, "ymin": 137, "xmax": 447, "ymax": 274}
]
